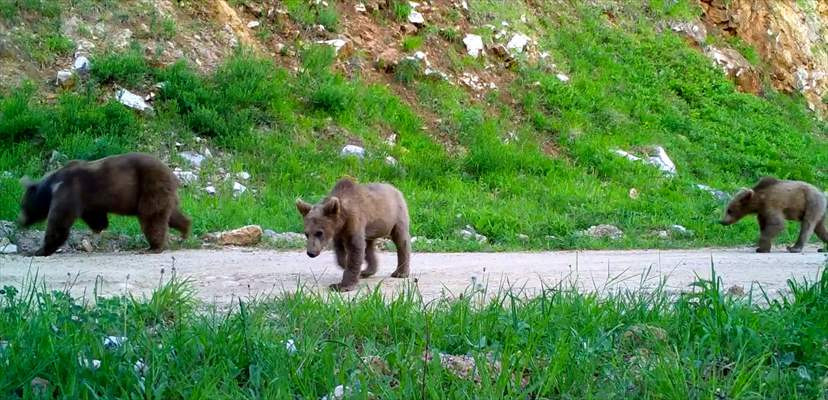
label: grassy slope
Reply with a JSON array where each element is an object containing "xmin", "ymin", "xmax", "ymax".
[
  {"xmin": 1, "ymin": 269, "xmax": 827, "ymax": 398},
  {"xmin": 0, "ymin": 1, "xmax": 826, "ymax": 251}
]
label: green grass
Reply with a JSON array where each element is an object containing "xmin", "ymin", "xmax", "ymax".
[{"xmin": 1, "ymin": 267, "xmax": 827, "ymax": 398}]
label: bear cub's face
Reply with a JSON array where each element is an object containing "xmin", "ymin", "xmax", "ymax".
[
  {"xmin": 720, "ymin": 189, "xmax": 753, "ymax": 226},
  {"xmin": 296, "ymin": 197, "xmax": 341, "ymax": 258},
  {"xmin": 18, "ymin": 178, "xmax": 51, "ymax": 227}
]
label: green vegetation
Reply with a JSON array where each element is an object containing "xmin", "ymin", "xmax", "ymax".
[{"xmin": 1, "ymin": 268, "xmax": 827, "ymax": 398}]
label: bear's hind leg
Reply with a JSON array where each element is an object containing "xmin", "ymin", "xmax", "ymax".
[
  {"xmin": 814, "ymin": 217, "xmax": 828, "ymax": 252},
  {"xmin": 82, "ymin": 211, "xmax": 109, "ymax": 234},
  {"xmin": 139, "ymin": 211, "xmax": 171, "ymax": 254},
  {"xmin": 168, "ymin": 207, "xmax": 191, "ymax": 238},
  {"xmin": 390, "ymin": 224, "xmax": 411, "ymax": 278},
  {"xmin": 361, "ymin": 239, "xmax": 378, "ymax": 278}
]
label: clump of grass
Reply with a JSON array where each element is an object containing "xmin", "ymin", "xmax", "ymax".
[
  {"xmin": 394, "ymin": 58, "xmax": 421, "ymax": 86},
  {"xmin": 1, "ymin": 268, "xmax": 827, "ymax": 398},
  {"xmin": 391, "ymin": 0, "xmax": 411, "ymax": 22},
  {"xmin": 402, "ymin": 35, "xmax": 424, "ymax": 52},
  {"xmin": 91, "ymin": 46, "xmax": 153, "ymax": 87}
]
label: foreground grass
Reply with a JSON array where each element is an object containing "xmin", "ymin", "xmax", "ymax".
[
  {"xmin": 1, "ymin": 267, "xmax": 827, "ymax": 398},
  {"xmin": 1, "ymin": 2, "xmax": 826, "ymax": 251}
]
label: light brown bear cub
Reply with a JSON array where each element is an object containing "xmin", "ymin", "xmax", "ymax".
[
  {"xmin": 18, "ymin": 152, "xmax": 191, "ymax": 256},
  {"xmin": 296, "ymin": 178, "xmax": 411, "ymax": 292},
  {"xmin": 720, "ymin": 176, "xmax": 828, "ymax": 253}
]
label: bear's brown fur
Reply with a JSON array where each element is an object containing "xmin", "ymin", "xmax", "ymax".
[
  {"xmin": 296, "ymin": 178, "xmax": 411, "ymax": 292},
  {"xmin": 720, "ymin": 176, "xmax": 828, "ymax": 253},
  {"xmin": 18, "ymin": 152, "xmax": 191, "ymax": 256}
]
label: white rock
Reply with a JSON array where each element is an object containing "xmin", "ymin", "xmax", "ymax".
[
  {"xmin": 695, "ymin": 184, "xmax": 728, "ymax": 201},
  {"xmin": 203, "ymin": 148, "xmax": 213, "ymax": 158},
  {"xmin": 115, "ymin": 89, "xmax": 154, "ymax": 112},
  {"xmin": 179, "ymin": 151, "xmax": 206, "ymax": 168},
  {"xmin": 671, "ymin": 224, "xmax": 693, "ymax": 236},
  {"xmin": 355, "ymin": 3, "xmax": 366, "ymax": 12},
  {"xmin": 134, "ymin": 359, "xmax": 148, "ymax": 376},
  {"xmin": 173, "ymin": 169, "xmax": 198, "ymax": 186},
  {"xmin": 517, "ymin": 233, "xmax": 530, "ymax": 241},
  {"xmin": 285, "ymin": 339, "xmax": 297, "ymax": 354},
  {"xmin": 582, "ymin": 224, "xmax": 623, "ymax": 240},
  {"xmin": 237, "ymin": 171, "xmax": 251, "ymax": 180},
  {"xmin": 247, "ymin": 20, "xmax": 260, "ymax": 29},
  {"xmin": 408, "ymin": 10, "xmax": 425, "ymax": 25},
  {"xmin": 385, "ymin": 156, "xmax": 398, "ymax": 166},
  {"xmin": 321, "ymin": 385, "xmax": 351, "ymax": 400},
  {"xmin": 556, "ymin": 73, "xmax": 570, "ymax": 82},
  {"xmin": 463, "ymin": 34, "xmax": 484, "ymax": 58},
  {"xmin": 56, "ymin": 69, "xmax": 74, "ymax": 86},
  {"xmin": 78, "ymin": 357, "xmax": 101, "ymax": 370},
  {"xmin": 72, "ymin": 56, "xmax": 90, "ymax": 73},
  {"xmin": 506, "ymin": 33, "xmax": 530, "ymax": 53},
  {"xmin": 613, "ymin": 149, "xmax": 641, "ymax": 162},
  {"xmin": 204, "ymin": 185, "xmax": 217, "ymax": 195},
  {"xmin": 646, "ymin": 146, "xmax": 676, "ymax": 176},
  {"xmin": 232, "ymin": 182, "xmax": 247, "ymax": 197},
  {"xmin": 103, "ymin": 336, "xmax": 127, "ymax": 349},
  {"xmin": 0, "ymin": 237, "xmax": 17, "ymax": 254},
  {"xmin": 317, "ymin": 39, "xmax": 348, "ymax": 54},
  {"xmin": 340, "ymin": 144, "xmax": 365, "ymax": 158}
]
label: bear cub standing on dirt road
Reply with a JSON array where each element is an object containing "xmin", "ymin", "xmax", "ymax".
[
  {"xmin": 720, "ymin": 176, "xmax": 828, "ymax": 253},
  {"xmin": 18, "ymin": 152, "xmax": 191, "ymax": 256},
  {"xmin": 296, "ymin": 178, "xmax": 411, "ymax": 292}
]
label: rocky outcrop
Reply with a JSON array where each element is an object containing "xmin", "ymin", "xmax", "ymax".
[{"xmin": 700, "ymin": 0, "xmax": 828, "ymax": 114}]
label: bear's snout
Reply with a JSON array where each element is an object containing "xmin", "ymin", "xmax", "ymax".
[{"xmin": 307, "ymin": 250, "xmax": 319, "ymax": 258}]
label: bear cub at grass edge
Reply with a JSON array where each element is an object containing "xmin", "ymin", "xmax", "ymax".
[
  {"xmin": 721, "ymin": 176, "xmax": 828, "ymax": 253},
  {"xmin": 296, "ymin": 178, "xmax": 411, "ymax": 292},
  {"xmin": 18, "ymin": 152, "xmax": 191, "ymax": 256}
]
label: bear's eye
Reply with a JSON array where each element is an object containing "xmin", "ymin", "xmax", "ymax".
[{"xmin": 315, "ymin": 231, "xmax": 323, "ymax": 238}]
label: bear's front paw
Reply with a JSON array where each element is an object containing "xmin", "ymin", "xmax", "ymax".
[
  {"xmin": 819, "ymin": 248, "xmax": 827, "ymax": 253},
  {"xmin": 32, "ymin": 248, "xmax": 49, "ymax": 257},
  {"xmin": 787, "ymin": 246, "xmax": 803, "ymax": 253},
  {"xmin": 139, "ymin": 247, "xmax": 164, "ymax": 255},
  {"xmin": 755, "ymin": 247, "xmax": 771, "ymax": 253},
  {"xmin": 329, "ymin": 282, "xmax": 356, "ymax": 292},
  {"xmin": 390, "ymin": 270, "xmax": 409, "ymax": 278}
]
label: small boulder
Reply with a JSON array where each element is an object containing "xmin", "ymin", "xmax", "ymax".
[
  {"xmin": 263, "ymin": 230, "xmax": 305, "ymax": 247},
  {"xmin": 506, "ymin": 33, "xmax": 530, "ymax": 53},
  {"xmin": 204, "ymin": 185, "xmax": 217, "ymax": 195},
  {"xmin": 31, "ymin": 377, "xmax": 50, "ymax": 395},
  {"xmin": 247, "ymin": 20, "xmax": 260, "ymax": 29},
  {"xmin": 179, "ymin": 151, "xmax": 206, "ymax": 168},
  {"xmin": 173, "ymin": 169, "xmax": 198, "ymax": 186},
  {"xmin": 317, "ymin": 38, "xmax": 349, "ymax": 55},
  {"xmin": 463, "ymin": 34, "xmax": 484, "ymax": 58},
  {"xmin": 56, "ymin": 69, "xmax": 75, "ymax": 88},
  {"xmin": 583, "ymin": 224, "xmax": 623, "ymax": 240},
  {"xmin": 0, "ymin": 237, "xmax": 17, "ymax": 254},
  {"xmin": 116, "ymin": 89, "xmax": 154, "ymax": 113},
  {"xmin": 340, "ymin": 144, "xmax": 365, "ymax": 158},
  {"xmin": 207, "ymin": 225, "xmax": 263, "ymax": 246},
  {"xmin": 72, "ymin": 55, "xmax": 90, "ymax": 74}
]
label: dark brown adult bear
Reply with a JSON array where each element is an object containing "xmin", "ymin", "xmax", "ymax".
[
  {"xmin": 720, "ymin": 176, "xmax": 828, "ymax": 253},
  {"xmin": 18, "ymin": 152, "xmax": 191, "ymax": 256},
  {"xmin": 296, "ymin": 178, "xmax": 411, "ymax": 292}
]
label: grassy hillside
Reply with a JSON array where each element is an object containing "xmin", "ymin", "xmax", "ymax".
[{"xmin": 0, "ymin": 1, "xmax": 826, "ymax": 251}]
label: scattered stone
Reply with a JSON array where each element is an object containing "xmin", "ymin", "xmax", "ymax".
[
  {"xmin": 506, "ymin": 33, "xmax": 530, "ymax": 53},
  {"xmin": 173, "ymin": 169, "xmax": 198, "ymax": 186},
  {"xmin": 695, "ymin": 184, "xmax": 728, "ymax": 201},
  {"xmin": 285, "ymin": 339, "xmax": 297, "ymax": 354},
  {"xmin": 206, "ymin": 225, "xmax": 263, "ymax": 246},
  {"xmin": 81, "ymin": 238, "xmax": 93, "ymax": 253},
  {"xmin": 0, "ymin": 237, "xmax": 17, "ymax": 254},
  {"xmin": 458, "ymin": 225, "xmax": 487, "ymax": 243},
  {"xmin": 463, "ymin": 34, "xmax": 484, "ymax": 58},
  {"xmin": 517, "ymin": 233, "xmax": 530, "ymax": 242},
  {"xmin": 670, "ymin": 224, "xmax": 693, "ymax": 237},
  {"xmin": 78, "ymin": 357, "xmax": 102, "ymax": 370},
  {"xmin": 656, "ymin": 230, "xmax": 670, "ymax": 239},
  {"xmin": 237, "ymin": 171, "xmax": 251, "ymax": 180},
  {"xmin": 72, "ymin": 55, "xmax": 90, "ymax": 74},
  {"xmin": 669, "ymin": 21, "xmax": 707, "ymax": 46},
  {"xmin": 459, "ymin": 72, "xmax": 497, "ymax": 91},
  {"xmin": 115, "ymin": 89, "xmax": 154, "ymax": 113},
  {"xmin": 317, "ymin": 38, "xmax": 349, "ymax": 55},
  {"xmin": 556, "ymin": 73, "xmax": 570, "ymax": 83},
  {"xmin": 232, "ymin": 182, "xmax": 247, "ymax": 197},
  {"xmin": 56, "ymin": 69, "xmax": 75, "ymax": 88},
  {"xmin": 628, "ymin": 188, "xmax": 639, "ymax": 199},
  {"xmin": 703, "ymin": 46, "xmax": 760, "ymax": 94},
  {"xmin": 179, "ymin": 151, "xmax": 206, "ymax": 168},
  {"xmin": 355, "ymin": 3, "xmax": 366, "ymax": 13},
  {"xmin": 264, "ymin": 230, "xmax": 305, "ymax": 247},
  {"xmin": 582, "ymin": 224, "xmax": 623, "ymax": 240},
  {"xmin": 134, "ymin": 359, "xmax": 148, "ymax": 376},
  {"xmin": 726, "ymin": 285, "xmax": 746, "ymax": 297},
  {"xmin": 103, "ymin": 336, "xmax": 127, "ymax": 349},
  {"xmin": 321, "ymin": 384, "xmax": 351, "ymax": 400},
  {"xmin": 385, "ymin": 156, "xmax": 398, "ymax": 166},
  {"xmin": 204, "ymin": 185, "xmax": 217, "ymax": 195},
  {"xmin": 247, "ymin": 20, "xmax": 260, "ymax": 29},
  {"xmin": 340, "ymin": 144, "xmax": 365, "ymax": 158},
  {"xmin": 31, "ymin": 377, "xmax": 49, "ymax": 394},
  {"xmin": 408, "ymin": 10, "xmax": 425, "ymax": 25},
  {"xmin": 427, "ymin": 352, "xmax": 501, "ymax": 383},
  {"xmin": 613, "ymin": 147, "xmax": 676, "ymax": 176}
]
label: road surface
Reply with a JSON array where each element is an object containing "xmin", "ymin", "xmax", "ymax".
[{"xmin": 0, "ymin": 247, "xmax": 825, "ymax": 304}]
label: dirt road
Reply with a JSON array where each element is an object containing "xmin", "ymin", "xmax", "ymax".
[{"xmin": 0, "ymin": 247, "xmax": 825, "ymax": 304}]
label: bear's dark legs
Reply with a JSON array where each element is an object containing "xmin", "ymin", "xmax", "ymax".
[
  {"xmin": 139, "ymin": 211, "xmax": 171, "ymax": 253},
  {"xmin": 789, "ymin": 220, "xmax": 816, "ymax": 253},
  {"xmin": 35, "ymin": 213, "xmax": 76, "ymax": 256},
  {"xmin": 330, "ymin": 235, "xmax": 364, "ymax": 292},
  {"xmin": 390, "ymin": 223, "xmax": 411, "ymax": 278},
  {"xmin": 168, "ymin": 207, "xmax": 191, "ymax": 238},
  {"xmin": 757, "ymin": 214, "xmax": 784, "ymax": 253},
  {"xmin": 815, "ymin": 217, "xmax": 828, "ymax": 252},
  {"xmin": 333, "ymin": 238, "xmax": 348, "ymax": 269},
  {"xmin": 361, "ymin": 239, "xmax": 378, "ymax": 278},
  {"xmin": 82, "ymin": 211, "xmax": 109, "ymax": 233}
]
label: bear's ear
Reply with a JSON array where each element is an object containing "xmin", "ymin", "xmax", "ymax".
[
  {"xmin": 737, "ymin": 188, "xmax": 754, "ymax": 203},
  {"xmin": 323, "ymin": 197, "xmax": 340, "ymax": 216},
  {"xmin": 19, "ymin": 176, "xmax": 34, "ymax": 188},
  {"xmin": 296, "ymin": 199, "xmax": 312, "ymax": 217}
]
